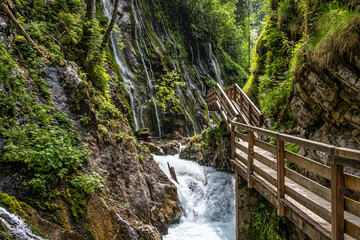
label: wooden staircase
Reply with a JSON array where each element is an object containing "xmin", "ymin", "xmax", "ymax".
[{"xmin": 206, "ymin": 83, "xmax": 360, "ymax": 240}]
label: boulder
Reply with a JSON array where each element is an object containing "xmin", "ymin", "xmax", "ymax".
[
  {"xmin": 162, "ymin": 142, "xmax": 180, "ymax": 155},
  {"xmin": 135, "ymin": 128, "xmax": 152, "ymax": 141}
]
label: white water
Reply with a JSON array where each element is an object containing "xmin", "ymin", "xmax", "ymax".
[
  {"xmin": 209, "ymin": 43, "xmax": 225, "ymax": 87},
  {"xmin": 154, "ymin": 154, "xmax": 235, "ymax": 240},
  {"xmin": 132, "ymin": 0, "xmax": 162, "ymax": 136},
  {"xmin": 0, "ymin": 206, "xmax": 45, "ymax": 240},
  {"xmin": 100, "ymin": 0, "xmax": 142, "ymax": 130}
]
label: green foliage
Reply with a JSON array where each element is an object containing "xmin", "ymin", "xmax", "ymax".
[
  {"xmin": 154, "ymin": 70, "xmax": 184, "ymax": 112},
  {"xmin": 253, "ymin": 203, "xmax": 288, "ymax": 240},
  {"xmin": 306, "ymin": 2, "xmax": 360, "ymax": 67},
  {"xmin": 71, "ymin": 172, "xmax": 104, "ymax": 195},
  {"xmin": 203, "ymin": 121, "xmax": 229, "ymax": 147},
  {"xmin": 0, "ymin": 44, "xmax": 103, "ymax": 197},
  {"xmin": 0, "ymin": 193, "xmax": 44, "ymax": 238}
]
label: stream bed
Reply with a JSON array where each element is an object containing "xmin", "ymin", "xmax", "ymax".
[{"xmin": 154, "ymin": 154, "xmax": 235, "ymax": 240}]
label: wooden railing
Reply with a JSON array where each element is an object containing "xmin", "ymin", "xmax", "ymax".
[
  {"xmin": 207, "ymin": 84, "xmax": 360, "ymax": 240},
  {"xmin": 207, "ymin": 83, "xmax": 264, "ymax": 128},
  {"xmin": 207, "ymin": 83, "xmax": 240, "ymax": 128},
  {"xmin": 225, "ymin": 84, "xmax": 263, "ymax": 127}
]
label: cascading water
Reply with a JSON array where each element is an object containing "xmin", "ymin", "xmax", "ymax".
[
  {"xmin": 132, "ymin": 0, "xmax": 162, "ymax": 136},
  {"xmin": 154, "ymin": 154, "xmax": 235, "ymax": 240},
  {"xmin": 209, "ymin": 43, "xmax": 225, "ymax": 87},
  {"xmin": 100, "ymin": 0, "xmax": 227, "ymax": 136},
  {"xmin": 100, "ymin": 0, "xmax": 142, "ymax": 131},
  {"xmin": 0, "ymin": 206, "xmax": 45, "ymax": 240}
]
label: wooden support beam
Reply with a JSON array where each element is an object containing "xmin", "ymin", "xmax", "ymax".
[
  {"xmin": 248, "ymin": 104, "xmax": 253, "ymax": 126},
  {"xmin": 247, "ymin": 131, "xmax": 254, "ymax": 188},
  {"xmin": 231, "ymin": 124, "xmax": 235, "ymax": 160},
  {"xmin": 235, "ymin": 170, "xmax": 239, "ymax": 240},
  {"xmin": 277, "ymin": 139, "xmax": 285, "ymax": 216},
  {"xmin": 331, "ymin": 160, "xmax": 344, "ymax": 240}
]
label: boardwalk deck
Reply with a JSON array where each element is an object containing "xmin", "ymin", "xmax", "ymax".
[{"xmin": 207, "ymin": 83, "xmax": 360, "ymax": 240}]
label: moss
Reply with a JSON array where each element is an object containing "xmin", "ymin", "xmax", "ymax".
[
  {"xmin": 0, "ymin": 222, "xmax": 13, "ymax": 240},
  {"xmin": 0, "ymin": 193, "xmax": 45, "ymax": 238}
]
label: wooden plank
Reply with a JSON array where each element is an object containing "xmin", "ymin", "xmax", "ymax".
[
  {"xmin": 285, "ymin": 167, "xmax": 331, "ymax": 202},
  {"xmin": 235, "ymin": 130, "xmax": 249, "ymax": 142},
  {"xmin": 248, "ymin": 105, "xmax": 253, "ymax": 126},
  {"xmin": 282, "ymin": 198, "xmax": 332, "ymax": 240},
  {"xmin": 345, "ymin": 198, "xmax": 360, "ymax": 218},
  {"xmin": 335, "ymin": 156, "xmax": 360, "ymax": 169},
  {"xmin": 345, "ymin": 217, "xmax": 360, "ymax": 239},
  {"xmin": 285, "ymin": 185, "xmax": 332, "ymax": 223},
  {"xmin": 247, "ymin": 131, "xmax": 254, "ymax": 188},
  {"xmin": 335, "ymin": 148, "xmax": 360, "ymax": 162},
  {"xmin": 331, "ymin": 163, "xmax": 344, "ymax": 240},
  {"xmin": 277, "ymin": 139, "xmax": 285, "ymax": 216},
  {"xmin": 217, "ymin": 84, "xmax": 239, "ymax": 116},
  {"xmin": 279, "ymin": 133, "xmax": 333, "ymax": 154},
  {"xmin": 231, "ymin": 125, "xmax": 235, "ymax": 160},
  {"xmin": 344, "ymin": 174, "xmax": 360, "ymax": 193},
  {"xmin": 216, "ymin": 93, "xmax": 234, "ymax": 119},
  {"xmin": 285, "ymin": 150, "xmax": 331, "ymax": 180},
  {"xmin": 254, "ymin": 151, "xmax": 277, "ymax": 170},
  {"xmin": 231, "ymin": 121, "xmax": 278, "ymax": 139},
  {"xmin": 254, "ymin": 139, "xmax": 277, "ymax": 155},
  {"xmin": 235, "ymin": 170, "xmax": 239, "ymax": 240},
  {"xmin": 233, "ymin": 84, "xmax": 262, "ymax": 116},
  {"xmin": 235, "ymin": 142, "xmax": 248, "ymax": 154}
]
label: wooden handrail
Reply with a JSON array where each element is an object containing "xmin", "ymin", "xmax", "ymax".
[{"xmin": 206, "ymin": 83, "xmax": 360, "ymax": 240}]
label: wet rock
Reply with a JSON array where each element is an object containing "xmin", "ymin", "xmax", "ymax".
[
  {"xmin": 168, "ymin": 131, "xmax": 183, "ymax": 140},
  {"xmin": 179, "ymin": 144, "xmax": 203, "ymax": 161},
  {"xmin": 143, "ymin": 142, "xmax": 164, "ymax": 155},
  {"xmin": 0, "ymin": 14, "xmax": 13, "ymax": 47},
  {"xmin": 162, "ymin": 142, "xmax": 180, "ymax": 155},
  {"xmin": 180, "ymin": 135, "xmax": 232, "ymax": 172},
  {"xmin": 291, "ymin": 94, "xmax": 319, "ymax": 129},
  {"xmin": 135, "ymin": 128, "xmax": 152, "ymax": 141}
]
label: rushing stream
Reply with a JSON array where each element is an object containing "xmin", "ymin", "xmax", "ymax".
[
  {"xmin": 154, "ymin": 154, "xmax": 236, "ymax": 240},
  {"xmin": 0, "ymin": 206, "xmax": 44, "ymax": 240}
]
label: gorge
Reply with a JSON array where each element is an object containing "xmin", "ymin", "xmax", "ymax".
[{"xmin": 0, "ymin": 0, "xmax": 360, "ymax": 239}]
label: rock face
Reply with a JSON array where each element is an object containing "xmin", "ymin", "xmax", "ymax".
[
  {"xmin": 0, "ymin": 59, "xmax": 180, "ymax": 239},
  {"xmin": 180, "ymin": 135, "xmax": 232, "ymax": 172},
  {"xmin": 46, "ymin": 62, "xmax": 181, "ymax": 238},
  {"xmin": 291, "ymin": 62, "xmax": 360, "ymax": 165},
  {"xmin": 235, "ymin": 176, "xmax": 309, "ymax": 240}
]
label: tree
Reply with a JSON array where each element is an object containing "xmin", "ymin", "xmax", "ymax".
[
  {"xmin": 102, "ymin": 0, "xmax": 120, "ymax": 48},
  {"xmin": 86, "ymin": 0, "xmax": 96, "ymax": 19}
]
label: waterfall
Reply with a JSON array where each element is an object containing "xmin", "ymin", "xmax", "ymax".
[
  {"xmin": 131, "ymin": 0, "xmax": 162, "ymax": 136},
  {"xmin": 209, "ymin": 43, "xmax": 225, "ymax": 87},
  {"xmin": 154, "ymin": 154, "xmax": 236, "ymax": 240},
  {"xmin": 0, "ymin": 206, "xmax": 45, "ymax": 240},
  {"xmin": 100, "ymin": 0, "xmax": 142, "ymax": 131}
]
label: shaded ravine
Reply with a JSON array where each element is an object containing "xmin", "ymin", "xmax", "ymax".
[{"xmin": 154, "ymin": 154, "xmax": 235, "ymax": 240}]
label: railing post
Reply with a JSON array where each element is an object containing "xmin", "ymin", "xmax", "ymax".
[
  {"xmin": 248, "ymin": 104, "xmax": 253, "ymax": 126},
  {"xmin": 331, "ymin": 152, "xmax": 344, "ymax": 240},
  {"xmin": 247, "ymin": 130, "xmax": 254, "ymax": 188},
  {"xmin": 235, "ymin": 170, "xmax": 239, "ymax": 240},
  {"xmin": 277, "ymin": 139, "xmax": 285, "ymax": 216},
  {"xmin": 231, "ymin": 124, "xmax": 235, "ymax": 160},
  {"xmin": 240, "ymin": 94, "xmax": 243, "ymax": 113}
]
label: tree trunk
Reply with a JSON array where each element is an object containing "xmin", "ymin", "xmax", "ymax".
[
  {"xmin": 0, "ymin": 1, "xmax": 46, "ymax": 60},
  {"xmin": 101, "ymin": 0, "xmax": 120, "ymax": 49},
  {"xmin": 86, "ymin": 0, "xmax": 96, "ymax": 20}
]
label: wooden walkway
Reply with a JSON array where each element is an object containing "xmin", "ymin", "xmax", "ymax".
[{"xmin": 207, "ymin": 83, "xmax": 360, "ymax": 240}]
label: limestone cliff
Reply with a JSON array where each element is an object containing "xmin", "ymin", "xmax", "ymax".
[
  {"xmin": 244, "ymin": 0, "xmax": 360, "ymax": 155},
  {"xmin": 0, "ymin": 7, "xmax": 179, "ymax": 239}
]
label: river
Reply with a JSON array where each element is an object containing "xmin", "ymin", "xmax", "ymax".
[{"xmin": 154, "ymin": 154, "xmax": 236, "ymax": 240}]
